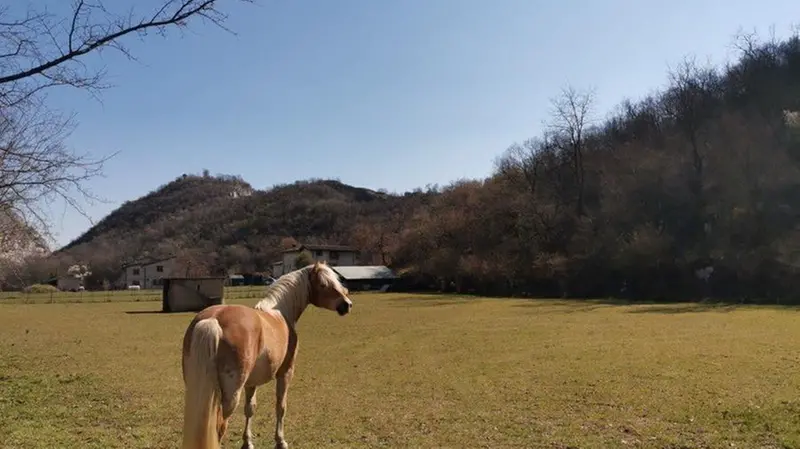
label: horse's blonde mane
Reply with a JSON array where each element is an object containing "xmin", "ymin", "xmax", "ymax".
[
  {"xmin": 254, "ymin": 267, "xmax": 311, "ymax": 312},
  {"xmin": 253, "ymin": 263, "xmax": 342, "ymax": 321}
]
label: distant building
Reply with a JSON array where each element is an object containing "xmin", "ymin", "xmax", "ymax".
[
  {"xmin": 46, "ymin": 275, "xmax": 82, "ymax": 292},
  {"xmin": 227, "ymin": 274, "xmax": 245, "ymax": 287},
  {"xmin": 161, "ymin": 277, "xmax": 225, "ymax": 313},
  {"xmin": 57, "ymin": 276, "xmax": 83, "ymax": 292},
  {"xmin": 121, "ymin": 256, "xmax": 178, "ymax": 289},
  {"xmin": 270, "ymin": 261, "xmax": 284, "ymax": 277},
  {"xmin": 272, "ymin": 243, "xmax": 360, "ymax": 277},
  {"xmin": 331, "ymin": 265, "xmax": 397, "ymax": 291}
]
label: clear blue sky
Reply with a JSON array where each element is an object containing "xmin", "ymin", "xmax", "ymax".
[{"xmin": 43, "ymin": 0, "xmax": 798, "ymax": 248}]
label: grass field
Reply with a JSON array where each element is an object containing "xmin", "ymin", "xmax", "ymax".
[{"xmin": 2, "ymin": 294, "xmax": 800, "ymax": 448}]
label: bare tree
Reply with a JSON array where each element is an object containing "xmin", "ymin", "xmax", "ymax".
[
  {"xmin": 662, "ymin": 57, "xmax": 720, "ymax": 191},
  {"xmin": 0, "ymin": 0, "xmax": 252, "ymax": 250},
  {"xmin": 660, "ymin": 56, "xmax": 722, "ymax": 246},
  {"xmin": 545, "ymin": 85, "xmax": 595, "ymax": 217},
  {"xmin": 494, "ymin": 138, "xmax": 569, "ymax": 253},
  {"xmin": 495, "ymin": 138, "xmax": 553, "ymax": 238}
]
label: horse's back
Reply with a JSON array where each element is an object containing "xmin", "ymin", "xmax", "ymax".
[{"xmin": 185, "ymin": 304, "xmax": 292, "ymax": 386}]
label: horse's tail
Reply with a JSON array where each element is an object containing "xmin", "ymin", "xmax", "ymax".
[{"xmin": 181, "ymin": 317, "xmax": 223, "ymax": 449}]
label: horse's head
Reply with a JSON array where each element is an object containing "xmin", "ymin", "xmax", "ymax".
[{"xmin": 308, "ymin": 261, "xmax": 353, "ymax": 316}]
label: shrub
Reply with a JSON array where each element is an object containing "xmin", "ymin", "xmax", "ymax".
[{"xmin": 24, "ymin": 284, "xmax": 59, "ymax": 294}]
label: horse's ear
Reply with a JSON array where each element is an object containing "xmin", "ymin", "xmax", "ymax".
[{"xmin": 320, "ymin": 260, "xmax": 327, "ymax": 265}]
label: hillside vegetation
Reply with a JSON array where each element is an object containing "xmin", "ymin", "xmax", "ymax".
[
  {"xmin": 16, "ymin": 31, "xmax": 800, "ymax": 303},
  {"xmin": 36, "ymin": 174, "xmax": 427, "ymax": 288}
]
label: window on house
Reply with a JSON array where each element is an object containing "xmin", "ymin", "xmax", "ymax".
[
  {"xmin": 132, "ymin": 268, "xmax": 140, "ymax": 275},
  {"xmin": 330, "ymin": 251, "xmax": 339, "ymax": 259},
  {"xmin": 315, "ymin": 250, "xmax": 323, "ymax": 257},
  {"xmin": 156, "ymin": 265, "xmax": 164, "ymax": 273}
]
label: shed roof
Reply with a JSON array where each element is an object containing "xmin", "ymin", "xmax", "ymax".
[
  {"xmin": 331, "ymin": 265, "xmax": 397, "ymax": 280},
  {"xmin": 165, "ymin": 276, "xmax": 226, "ymax": 281},
  {"xmin": 121, "ymin": 256, "xmax": 176, "ymax": 268},
  {"xmin": 282, "ymin": 244, "xmax": 358, "ymax": 253}
]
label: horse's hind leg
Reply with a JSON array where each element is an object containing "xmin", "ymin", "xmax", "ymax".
[
  {"xmin": 274, "ymin": 369, "xmax": 294, "ymax": 449},
  {"xmin": 241, "ymin": 386, "xmax": 257, "ymax": 449},
  {"xmin": 218, "ymin": 360, "xmax": 245, "ymax": 444}
]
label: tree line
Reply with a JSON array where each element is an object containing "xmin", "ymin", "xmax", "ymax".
[{"xmin": 355, "ymin": 31, "xmax": 800, "ymax": 303}]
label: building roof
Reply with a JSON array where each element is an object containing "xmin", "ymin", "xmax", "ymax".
[
  {"xmin": 122, "ymin": 256, "xmax": 176, "ymax": 268},
  {"xmin": 331, "ymin": 265, "xmax": 397, "ymax": 280},
  {"xmin": 281, "ymin": 244, "xmax": 358, "ymax": 253},
  {"xmin": 164, "ymin": 276, "xmax": 226, "ymax": 281}
]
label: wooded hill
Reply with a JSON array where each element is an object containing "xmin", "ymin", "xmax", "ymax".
[
  {"xmin": 18, "ymin": 32, "xmax": 800, "ymax": 303},
  {"xmin": 40, "ymin": 174, "xmax": 428, "ymax": 288}
]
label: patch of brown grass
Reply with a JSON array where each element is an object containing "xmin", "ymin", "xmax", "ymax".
[{"xmin": 2, "ymin": 294, "xmax": 800, "ymax": 448}]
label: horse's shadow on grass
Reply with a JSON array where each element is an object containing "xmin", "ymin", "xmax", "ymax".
[
  {"xmin": 625, "ymin": 304, "xmax": 740, "ymax": 314},
  {"xmin": 392, "ymin": 299, "xmax": 474, "ymax": 307},
  {"xmin": 387, "ymin": 294, "xmax": 476, "ymax": 307},
  {"xmin": 124, "ymin": 310, "xmax": 201, "ymax": 316}
]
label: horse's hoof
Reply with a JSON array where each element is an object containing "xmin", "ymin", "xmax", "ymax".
[
  {"xmin": 241, "ymin": 443, "xmax": 254, "ymax": 449},
  {"xmin": 275, "ymin": 441, "xmax": 289, "ymax": 449}
]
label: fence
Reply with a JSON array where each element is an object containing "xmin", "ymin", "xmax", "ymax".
[{"xmin": 0, "ymin": 286, "xmax": 271, "ymax": 305}]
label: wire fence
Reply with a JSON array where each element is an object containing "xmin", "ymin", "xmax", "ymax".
[{"xmin": 0, "ymin": 286, "xmax": 271, "ymax": 305}]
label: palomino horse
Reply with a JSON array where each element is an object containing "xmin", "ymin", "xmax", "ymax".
[{"xmin": 180, "ymin": 261, "xmax": 353, "ymax": 449}]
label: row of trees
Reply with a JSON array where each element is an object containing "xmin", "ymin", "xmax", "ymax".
[{"xmin": 352, "ymin": 31, "xmax": 800, "ymax": 302}]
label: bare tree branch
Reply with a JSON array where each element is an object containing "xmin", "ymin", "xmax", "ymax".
[
  {"xmin": 0, "ymin": 1, "xmax": 250, "ymax": 84},
  {"xmin": 545, "ymin": 85, "xmax": 596, "ymax": 217},
  {"xmin": 0, "ymin": 0, "xmax": 252, "ymax": 256}
]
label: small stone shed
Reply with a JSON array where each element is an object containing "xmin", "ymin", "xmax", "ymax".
[{"xmin": 161, "ymin": 276, "xmax": 225, "ymax": 313}]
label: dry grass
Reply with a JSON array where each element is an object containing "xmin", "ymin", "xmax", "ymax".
[{"xmin": 2, "ymin": 293, "xmax": 800, "ymax": 448}]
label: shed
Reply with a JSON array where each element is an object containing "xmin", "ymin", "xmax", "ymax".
[
  {"xmin": 331, "ymin": 265, "xmax": 397, "ymax": 291},
  {"xmin": 46, "ymin": 275, "xmax": 82, "ymax": 292},
  {"xmin": 162, "ymin": 277, "xmax": 225, "ymax": 313},
  {"xmin": 227, "ymin": 274, "xmax": 245, "ymax": 287}
]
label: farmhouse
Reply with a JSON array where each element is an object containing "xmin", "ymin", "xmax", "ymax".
[
  {"xmin": 161, "ymin": 276, "xmax": 225, "ymax": 313},
  {"xmin": 121, "ymin": 256, "xmax": 177, "ymax": 289},
  {"xmin": 273, "ymin": 243, "xmax": 360, "ymax": 277},
  {"xmin": 332, "ymin": 265, "xmax": 397, "ymax": 291}
]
